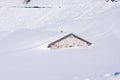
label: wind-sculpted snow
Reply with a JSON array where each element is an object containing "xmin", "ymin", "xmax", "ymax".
[{"xmin": 0, "ymin": 1, "xmax": 120, "ymax": 32}]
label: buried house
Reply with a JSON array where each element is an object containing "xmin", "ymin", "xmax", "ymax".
[{"xmin": 48, "ymin": 33, "xmax": 92, "ymax": 49}]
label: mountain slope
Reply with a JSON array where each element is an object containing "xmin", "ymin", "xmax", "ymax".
[{"xmin": 0, "ymin": 0, "xmax": 120, "ymax": 80}]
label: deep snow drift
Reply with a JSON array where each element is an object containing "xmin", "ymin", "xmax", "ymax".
[{"xmin": 0, "ymin": 0, "xmax": 120, "ymax": 80}]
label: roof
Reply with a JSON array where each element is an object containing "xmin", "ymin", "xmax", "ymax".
[{"xmin": 48, "ymin": 33, "xmax": 92, "ymax": 48}]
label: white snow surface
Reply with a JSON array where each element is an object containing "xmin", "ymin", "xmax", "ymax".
[{"xmin": 0, "ymin": 0, "xmax": 120, "ymax": 80}]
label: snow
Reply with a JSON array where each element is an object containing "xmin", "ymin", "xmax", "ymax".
[
  {"xmin": 0, "ymin": 0, "xmax": 120, "ymax": 80},
  {"xmin": 105, "ymin": 74, "xmax": 120, "ymax": 80}
]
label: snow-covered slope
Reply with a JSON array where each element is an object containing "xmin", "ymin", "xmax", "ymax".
[
  {"xmin": 0, "ymin": 0, "xmax": 106, "ymax": 6},
  {"xmin": 0, "ymin": 0, "xmax": 120, "ymax": 80}
]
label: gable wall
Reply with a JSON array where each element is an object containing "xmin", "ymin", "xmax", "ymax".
[{"xmin": 50, "ymin": 36, "xmax": 88, "ymax": 49}]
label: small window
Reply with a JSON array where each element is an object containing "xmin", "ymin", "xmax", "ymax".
[{"xmin": 69, "ymin": 46, "xmax": 72, "ymax": 47}]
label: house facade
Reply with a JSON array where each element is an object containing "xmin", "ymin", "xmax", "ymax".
[{"xmin": 48, "ymin": 33, "xmax": 92, "ymax": 49}]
